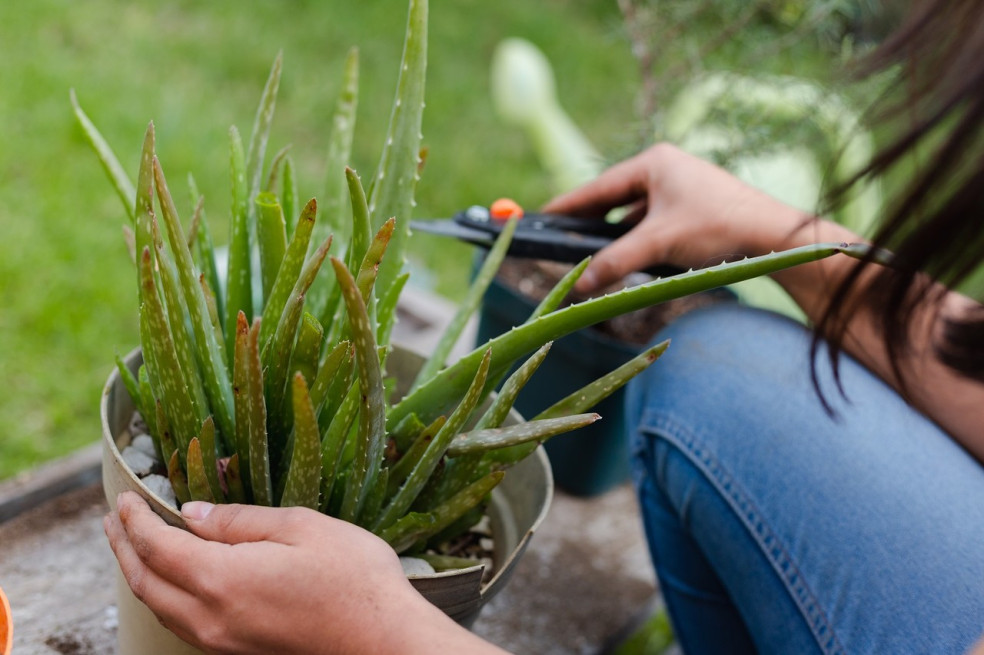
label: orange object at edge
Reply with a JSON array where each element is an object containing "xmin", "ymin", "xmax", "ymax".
[{"xmin": 0, "ymin": 585, "xmax": 12, "ymax": 655}]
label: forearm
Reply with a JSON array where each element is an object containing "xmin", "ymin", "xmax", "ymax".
[
  {"xmin": 386, "ymin": 595, "xmax": 511, "ymax": 655},
  {"xmin": 752, "ymin": 210, "xmax": 984, "ymax": 461}
]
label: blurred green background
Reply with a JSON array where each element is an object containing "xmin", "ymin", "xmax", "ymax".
[
  {"xmin": 0, "ymin": 0, "xmax": 888, "ymax": 480},
  {"xmin": 0, "ymin": 0, "xmax": 642, "ymax": 479}
]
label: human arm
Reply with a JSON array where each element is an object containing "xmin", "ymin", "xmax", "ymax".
[
  {"xmin": 104, "ymin": 491, "xmax": 511, "ymax": 655},
  {"xmin": 544, "ymin": 143, "xmax": 984, "ymax": 461}
]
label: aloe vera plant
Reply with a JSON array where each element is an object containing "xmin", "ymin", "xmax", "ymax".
[{"xmin": 78, "ymin": 0, "xmax": 865, "ymax": 557}]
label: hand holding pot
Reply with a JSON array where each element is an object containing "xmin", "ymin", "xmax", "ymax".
[
  {"xmin": 105, "ymin": 492, "xmax": 508, "ymax": 654},
  {"xmin": 542, "ymin": 143, "xmax": 854, "ymax": 294}
]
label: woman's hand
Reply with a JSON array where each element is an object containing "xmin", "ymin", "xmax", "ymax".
[
  {"xmin": 105, "ymin": 492, "xmax": 508, "ymax": 654},
  {"xmin": 543, "ymin": 143, "xmax": 821, "ymax": 294}
]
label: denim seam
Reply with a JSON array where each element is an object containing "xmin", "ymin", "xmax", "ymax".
[{"xmin": 644, "ymin": 412, "xmax": 846, "ymax": 655}]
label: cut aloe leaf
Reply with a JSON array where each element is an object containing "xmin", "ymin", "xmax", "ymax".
[{"xmin": 390, "ymin": 243, "xmax": 871, "ymax": 428}]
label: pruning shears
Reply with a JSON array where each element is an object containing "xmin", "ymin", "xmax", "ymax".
[{"xmin": 411, "ymin": 199, "xmax": 682, "ymax": 278}]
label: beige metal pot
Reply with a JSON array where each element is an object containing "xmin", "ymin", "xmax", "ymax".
[{"xmin": 101, "ymin": 346, "xmax": 552, "ymax": 654}]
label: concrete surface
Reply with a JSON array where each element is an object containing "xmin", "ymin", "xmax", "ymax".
[
  {"xmin": 0, "ymin": 286, "xmax": 661, "ymax": 654},
  {"xmin": 0, "ymin": 480, "xmax": 656, "ymax": 654}
]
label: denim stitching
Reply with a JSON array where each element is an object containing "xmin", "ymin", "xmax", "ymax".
[{"xmin": 642, "ymin": 411, "xmax": 846, "ymax": 655}]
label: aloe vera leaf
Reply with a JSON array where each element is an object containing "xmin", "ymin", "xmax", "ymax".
[
  {"xmin": 387, "ymin": 415, "xmax": 446, "ymax": 496},
  {"xmin": 188, "ymin": 173, "xmax": 223, "ymax": 320},
  {"xmin": 115, "ymin": 353, "xmax": 142, "ymax": 416},
  {"xmin": 196, "ymin": 416, "xmax": 224, "ymax": 501},
  {"xmin": 134, "ymin": 123, "xmax": 156, "ymax": 286},
  {"xmin": 282, "ymin": 156, "xmax": 298, "ymax": 237},
  {"xmin": 380, "ymin": 471, "xmax": 504, "ymax": 554},
  {"xmin": 376, "ymin": 271, "xmax": 410, "ymax": 346},
  {"xmin": 247, "ymin": 319, "xmax": 273, "ymax": 506},
  {"xmin": 151, "ymin": 174, "xmax": 206, "ymax": 387},
  {"xmin": 344, "ymin": 168, "xmax": 372, "ymax": 276},
  {"xmin": 530, "ymin": 257, "xmax": 591, "ymax": 319},
  {"xmin": 430, "ymin": 343, "xmax": 552, "ymax": 504},
  {"xmin": 262, "ymin": 234, "xmax": 333, "ymax": 444},
  {"xmin": 70, "ymin": 90, "xmax": 136, "ymax": 222},
  {"xmin": 538, "ymin": 341, "xmax": 669, "ymax": 420},
  {"xmin": 415, "ymin": 553, "xmax": 482, "ymax": 572},
  {"xmin": 232, "ymin": 312, "xmax": 252, "ymax": 496},
  {"xmin": 154, "ymin": 157, "xmax": 236, "ymax": 449},
  {"xmin": 264, "ymin": 144, "xmax": 292, "ymax": 193},
  {"xmin": 292, "ymin": 313, "xmax": 323, "ymax": 387},
  {"xmin": 390, "ymin": 243, "xmax": 867, "ymax": 427},
  {"xmin": 391, "ymin": 412, "xmax": 425, "ymax": 454},
  {"xmin": 411, "ymin": 217, "xmax": 518, "ymax": 393},
  {"xmin": 245, "ymin": 52, "xmax": 283, "ymax": 200},
  {"xmin": 333, "ymin": 258, "xmax": 387, "ymax": 522},
  {"xmin": 199, "ymin": 274, "xmax": 225, "ymax": 351},
  {"xmin": 319, "ymin": 380, "xmax": 360, "ymax": 510},
  {"xmin": 477, "ymin": 343, "xmax": 552, "ymax": 429},
  {"xmin": 322, "ymin": 47, "xmax": 360, "ymax": 250},
  {"xmin": 280, "ymin": 374, "xmax": 322, "ymax": 509},
  {"xmin": 225, "ymin": 125, "xmax": 252, "ymax": 362},
  {"xmin": 318, "ymin": 344, "xmax": 355, "ymax": 430},
  {"xmin": 448, "ymin": 414, "xmax": 600, "ymax": 457},
  {"xmin": 167, "ymin": 449, "xmax": 191, "ymax": 506},
  {"xmin": 224, "ymin": 454, "xmax": 247, "ymax": 505},
  {"xmin": 377, "ymin": 512, "xmax": 436, "ymax": 553},
  {"xmin": 277, "ymin": 312, "xmax": 322, "ymax": 438},
  {"xmin": 122, "ymin": 225, "xmax": 137, "ymax": 264},
  {"xmin": 346, "ymin": 217, "xmax": 395, "ymax": 340},
  {"xmin": 358, "ymin": 468, "xmax": 389, "ymax": 528},
  {"xmin": 373, "ymin": 349, "xmax": 491, "ymax": 531},
  {"xmin": 309, "ymin": 339, "xmax": 349, "ymax": 417},
  {"xmin": 255, "ymin": 192, "xmax": 288, "ymax": 300},
  {"xmin": 319, "ymin": 282, "xmax": 345, "ymax": 344},
  {"xmin": 306, "ymin": 48, "xmax": 359, "ymax": 322},
  {"xmin": 369, "ymin": 0, "xmax": 428, "ymax": 299},
  {"xmin": 483, "ymin": 342, "xmax": 669, "ymax": 470},
  {"xmin": 185, "ymin": 196, "xmax": 202, "ymax": 251},
  {"xmin": 357, "ymin": 217, "xmax": 395, "ymax": 301},
  {"xmin": 154, "ymin": 226, "xmax": 209, "ymax": 427},
  {"xmin": 137, "ymin": 367, "xmax": 159, "ymax": 453},
  {"xmin": 155, "ymin": 400, "xmax": 176, "ymax": 467},
  {"xmin": 421, "ymin": 470, "xmax": 503, "ymax": 547},
  {"xmin": 259, "ymin": 198, "xmax": 317, "ymax": 350},
  {"xmin": 186, "ymin": 438, "xmax": 216, "ymax": 503},
  {"xmin": 139, "ymin": 247, "xmax": 199, "ymax": 460}
]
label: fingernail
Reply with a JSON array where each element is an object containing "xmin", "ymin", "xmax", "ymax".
[{"xmin": 182, "ymin": 501, "xmax": 214, "ymax": 521}]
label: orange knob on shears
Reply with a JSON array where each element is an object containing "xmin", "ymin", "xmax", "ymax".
[{"xmin": 489, "ymin": 198, "xmax": 524, "ymax": 221}]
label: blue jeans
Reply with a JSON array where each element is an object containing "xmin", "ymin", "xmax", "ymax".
[{"xmin": 626, "ymin": 303, "xmax": 984, "ymax": 655}]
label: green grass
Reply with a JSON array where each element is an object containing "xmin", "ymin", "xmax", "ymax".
[{"xmin": 0, "ymin": 1, "xmax": 641, "ymax": 478}]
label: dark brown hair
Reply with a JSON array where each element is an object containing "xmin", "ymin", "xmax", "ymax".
[{"xmin": 819, "ymin": 0, "xmax": 984, "ymax": 387}]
